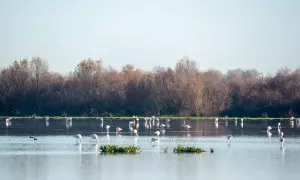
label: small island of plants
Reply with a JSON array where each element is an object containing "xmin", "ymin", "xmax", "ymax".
[
  {"xmin": 173, "ymin": 145, "xmax": 206, "ymax": 153},
  {"xmin": 100, "ymin": 145, "xmax": 141, "ymax": 154}
]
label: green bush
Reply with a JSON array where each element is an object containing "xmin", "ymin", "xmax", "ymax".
[
  {"xmin": 100, "ymin": 145, "xmax": 140, "ymax": 154},
  {"xmin": 173, "ymin": 145, "xmax": 206, "ymax": 153}
]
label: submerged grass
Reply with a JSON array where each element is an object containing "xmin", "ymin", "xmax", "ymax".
[
  {"xmin": 173, "ymin": 145, "xmax": 206, "ymax": 153},
  {"xmin": 100, "ymin": 145, "xmax": 140, "ymax": 154}
]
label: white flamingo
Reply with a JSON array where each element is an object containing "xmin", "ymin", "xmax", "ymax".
[
  {"xmin": 215, "ymin": 118, "xmax": 219, "ymax": 123},
  {"xmin": 227, "ymin": 135, "xmax": 232, "ymax": 144},
  {"xmin": 91, "ymin": 134, "xmax": 98, "ymax": 143},
  {"xmin": 129, "ymin": 121, "xmax": 133, "ymax": 128},
  {"xmin": 278, "ymin": 122, "xmax": 281, "ymax": 133},
  {"xmin": 166, "ymin": 119, "xmax": 171, "ymax": 128},
  {"xmin": 290, "ymin": 120, "xmax": 295, "ymax": 128},
  {"xmin": 74, "ymin": 134, "xmax": 82, "ymax": 143},
  {"xmin": 133, "ymin": 129, "xmax": 138, "ymax": 136},
  {"xmin": 280, "ymin": 132, "xmax": 285, "ymax": 149},
  {"xmin": 100, "ymin": 118, "xmax": 104, "ymax": 128},
  {"xmin": 183, "ymin": 124, "xmax": 191, "ymax": 131},
  {"xmin": 160, "ymin": 123, "xmax": 166, "ymax": 129},
  {"xmin": 151, "ymin": 137, "xmax": 159, "ymax": 144},
  {"xmin": 154, "ymin": 131, "xmax": 160, "ymax": 137},
  {"xmin": 66, "ymin": 117, "xmax": 72, "ymax": 128},
  {"xmin": 215, "ymin": 118, "xmax": 219, "ymax": 129},
  {"xmin": 182, "ymin": 120, "xmax": 191, "ymax": 131},
  {"xmin": 267, "ymin": 126, "xmax": 272, "ymax": 138},
  {"xmin": 241, "ymin": 118, "xmax": 244, "ymax": 128},
  {"xmin": 106, "ymin": 125, "xmax": 111, "ymax": 134},
  {"xmin": 151, "ymin": 130, "xmax": 161, "ymax": 145},
  {"xmin": 116, "ymin": 127, "xmax": 122, "ymax": 134},
  {"xmin": 5, "ymin": 117, "xmax": 12, "ymax": 127},
  {"xmin": 45, "ymin": 116, "xmax": 49, "ymax": 127}
]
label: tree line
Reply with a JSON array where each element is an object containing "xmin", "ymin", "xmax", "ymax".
[{"xmin": 0, "ymin": 57, "xmax": 299, "ymax": 117}]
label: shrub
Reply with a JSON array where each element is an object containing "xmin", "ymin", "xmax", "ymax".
[
  {"xmin": 173, "ymin": 145, "xmax": 206, "ymax": 153},
  {"xmin": 100, "ymin": 145, "xmax": 140, "ymax": 154}
]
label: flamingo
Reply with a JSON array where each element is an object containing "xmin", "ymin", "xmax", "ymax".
[
  {"xmin": 160, "ymin": 123, "xmax": 166, "ymax": 129},
  {"xmin": 106, "ymin": 125, "xmax": 110, "ymax": 131},
  {"xmin": 215, "ymin": 118, "xmax": 219, "ymax": 129},
  {"xmin": 151, "ymin": 131, "xmax": 160, "ymax": 145},
  {"xmin": 267, "ymin": 126, "xmax": 272, "ymax": 138},
  {"xmin": 183, "ymin": 124, "xmax": 191, "ymax": 131},
  {"xmin": 225, "ymin": 119, "xmax": 228, "ymax": 127},
  {"xmin": 166, "ymin": 119, "xmax": 171, "ymax": 128},
  {"xmin": 74, "ymin": 134, "xmax": 82, "ymax": 143},
  {"xmin": 278, "ymin": 122, "xmax": 281, "ymax": 133},
  {"xmin": 5, "ymin": 117, "xmax": 12, "ymax": 127},
  {"xmin": 151, "ymin": 137, "xmax": 159, "ymax": 144},
  {"xmin": 100, "ymin": 118, "xmax": 104, "ymax": 128},
  {"xmin": 280, "ymin": 132, "xmax": 285, "ymax": 149},
  {"xmin": 133, "ymin": 129, "xmax": 138, "ymax": 136},
  {"xmin": 227, "ymin": 135, "xmax": 232, "ymax": 144},
  {"xmin": 66, "ymin": 117, "xmax": 72, "ymax": 128},
  {"xmin": 182, "ymin": 120, "xmax": 191, "ymax": 130},
  {"xmin": 45, "ymin": 116, "xmax": 50, "ymax": 127},
  {"xmin": 116, "ymin": 127, "xmax": 122, "ymax": 134},
  {"xmin": 215, "ymin": 118, "xmax": 219, "ymax": 123},
  {"xmin": 241, "ymin": 118, "xmax": 244, "ymax": 128},
  {"xmin": 91, "ymin": 134, "xmax": 98, "ymax": 143},
  {"xmin": 154, "ymin": 131, "xmax": 160, "ymax": 137},
  {"xmin": 129, "ymin": 121, "xmax": 133, "ymax": 127}
]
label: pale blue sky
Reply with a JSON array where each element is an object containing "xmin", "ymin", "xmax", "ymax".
[{"xmin": 0, "ymin": 0, "xmax": 299, "ymax": 74}]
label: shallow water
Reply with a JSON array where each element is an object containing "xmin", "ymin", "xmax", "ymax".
[{"xmin": 1, "ymin": 118, "xmax": 300, "ymax": 180}]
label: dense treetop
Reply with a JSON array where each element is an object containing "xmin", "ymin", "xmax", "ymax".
[{"xmin": 0, "ymin": 57, "xmax": 299, "ymax": 117}]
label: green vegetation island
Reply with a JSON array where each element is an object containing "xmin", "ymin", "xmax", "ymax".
[{"xmin": 0, "ymin": 58, "xmax": 299, "ymax": 118}]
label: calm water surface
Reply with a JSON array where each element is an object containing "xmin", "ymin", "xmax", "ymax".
[{"xmin": 1, "ymin": 118, "xmax": 300, "ymax": 180}]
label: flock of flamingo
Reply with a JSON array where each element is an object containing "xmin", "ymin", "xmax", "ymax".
[{"xmin": 4, "ymin": 116, "xmax": 300, "ymax": 150}]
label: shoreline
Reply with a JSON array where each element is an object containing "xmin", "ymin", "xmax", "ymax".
[{"xmin": 0, "ymin": 116, "xmax": 293, "ymax": 120}]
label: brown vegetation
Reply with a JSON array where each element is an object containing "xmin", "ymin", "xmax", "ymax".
[{"xmin": 0, "ymin": 57, "xmax": 299, "ymax": 117}]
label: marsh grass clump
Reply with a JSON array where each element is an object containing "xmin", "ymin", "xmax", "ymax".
[
  {"xmin": 173, "ymin": 145, "xmax": 206, "ymax": 153},
  {"xmin": 100, "ymin": 145, "xmax": 140, "ymax": 154}
]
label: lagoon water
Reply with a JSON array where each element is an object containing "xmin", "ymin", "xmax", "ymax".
[{"xmin": 1, "ymin": 118, "xmax": 300, "ymax": 180}]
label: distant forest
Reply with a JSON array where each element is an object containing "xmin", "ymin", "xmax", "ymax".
[{"xmin": 0, "ymin": 57, "xmax": 299, "ymax": 117}]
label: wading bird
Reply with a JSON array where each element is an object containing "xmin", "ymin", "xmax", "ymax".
[
  {"xmin": 280, "ymin": 132, "xmax": 285, "ymax": 149},
  {"xmin": 45, "ymin": 116, "xmax": 50, "ymax": 127},
  {"xmin": 241, "ymin": 118, "xmax": 244, "ymax": 128},
  {"xmin": 74, "ymin": 134, "xmax": 82, "ymax": 144},
  {"xmin": 100, "ymin": 118, "xmax": 104, "ymax": 128},
  {"xmin": 91, "ymin": 134, "xmax": 98, "ymax": 143},
  {"xmin": 66, "ymin": 117, "xmax": 72, "ymax": 128},
  {"xmin": 278, "ymin": 122, "xmax": 281, "ymax": 133},
  {"xmin": 6, "ymin": 117, "xmax": 12, "ymax": 127},
  {"xmin": 227, "ymin": 135, "xmax": 232, "ymax": 145},
  {"xmin": 182, "ymin": 121, "xmax": 191, "ymax": 131},
  {"xmin": 155, "ymin": 131, "xmax": 160, "ymax": 137},
  {"xmin": 116, "ymin": 127, "xmax": 122, "ymax": 134},
  {"xmin": 106, "ymin": 125, "xmax": 111, "ymax": 132},
  {"xmin": 133, "ymin": 129, "xmax": 138, "ymax": 136},
  {"xmin": 267, "ymin": 126, "xmax": 272, "ymax": 138},
  {"xmin": 215, "ymin": 118, "xmax": 219, "ymax": 129}
]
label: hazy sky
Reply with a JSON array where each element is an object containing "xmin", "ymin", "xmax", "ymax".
[{"xmin": 0, "ymin": 0, "xmax": 299, "ymax": 74}]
